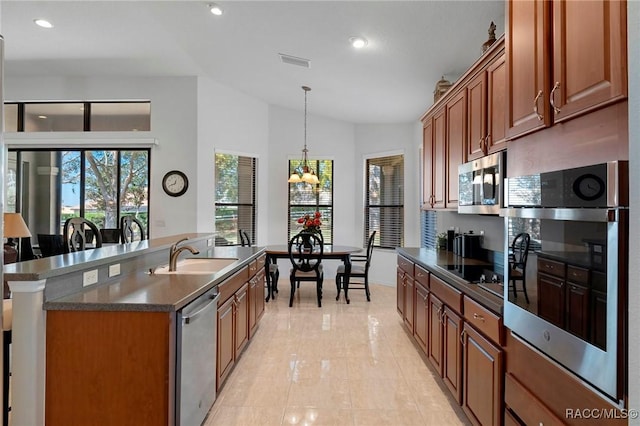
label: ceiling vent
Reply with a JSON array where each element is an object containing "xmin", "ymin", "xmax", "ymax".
[{"xmin": 279, "ymin": 53, "xmax": 311, "ymax": 68}]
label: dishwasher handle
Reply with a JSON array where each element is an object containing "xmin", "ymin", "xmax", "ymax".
[{"xmin": 183, "ymin": 293, "xmax": 219, "ymax": 325}]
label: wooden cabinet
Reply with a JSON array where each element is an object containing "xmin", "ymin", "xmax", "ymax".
[
  {"xmin": 445, "ymin": 90, "xmax": 467, "ymax": 209},
  {"xmin": 443, "ymin": 306, "xmax": 463, "ymax": 403},
  {"xmin": 427, "ymin": 294, "xmax": 444, "ymax": 374},
  {"xmin": 506, "ymin": 0, "xmax": 627, "ymax": 140},
  {"xmin": 397, "ymin": 267, "xmax": 405, "ymax": 317},
  {"xmin": 414, "ymin": 280, "xmax": 430, "ymax": 354},
  {"xmin": 403, "ymin": 273, "xmax": 415, "ymax": 333},
  {"xmin": 217, "ymin": 266, "xmax": 251, "ymax": 390},
  {"xmin": 467, "ymin": 53, "xmax": 507, "ymax": 161},
  {"xmin": 462, "ymin": 324, "xmax": 503, "ymax": 426},
  {"xmin": 397, "ymin": 256, "xmax": 415, "ymax": 333},
  {"xmin": 249, "ymin": 256, "xmax": 266, "ymax": 338},
  {"xmin": 421, "ymin": 38, "xmax": 505, "ymax": 209},
  {"xmin": 423, "ymin": 106, "xmax": 446, "ymax": 209}
]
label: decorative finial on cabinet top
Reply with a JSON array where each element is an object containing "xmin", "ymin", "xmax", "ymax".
[{"xmin": 482, "ymin": 21, "xmax": 497, "ymax": 53}]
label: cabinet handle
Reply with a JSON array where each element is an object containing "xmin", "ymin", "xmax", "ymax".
[
  {"xmin": 484, "ymin": 135, "xmax": 491, "ymax": 154},
  {"xmin": 460, "ymin": 329, "xmax": 467, "ymax": 346},
  {"xmin": 550, "ymin": 81, "xmax": 561, "ymax": 114},
  {"xmin": 473, "ymin": 313, "xmax": 485, "ymax": 322},
  {"xmin": 533, "ymin": 89, "xmax": 544, "ymax": 121}
]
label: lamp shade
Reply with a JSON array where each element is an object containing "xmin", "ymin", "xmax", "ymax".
[{"xmin": 4, "ymin": 213, "xmax": 32, "ymax": 238}]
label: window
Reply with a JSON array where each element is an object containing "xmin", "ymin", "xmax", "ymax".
[
  {"xmin": 288, "ymin": 159, "xmax": 333, "ymax": 244},
  {"xmin": 10, "ymin": 149, "xmax": 149, "ymax": 235},
  {"xmin": 365, "ymin": 154, "xmax": 404, "ymax": 248},
  {"xmin": 215, "ymin": 153, "xmax": 257, "ymax": 246},
  {"xmin": 4, "ymin": 101, "xmax": 151, "ymax": 132}
]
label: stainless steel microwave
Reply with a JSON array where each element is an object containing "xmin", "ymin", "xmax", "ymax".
[{"xmin": 458, "ymin": 151, "xmax": 505, "ymax": 214}]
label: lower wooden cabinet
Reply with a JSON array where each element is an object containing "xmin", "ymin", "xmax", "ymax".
[
  {"xmin": 404, "ymin": 273, "xmax": 415, "ymax": 333},
  {"xmin": 462, "ymin": 323, "xmax": 503, "ymax": 426},
  {"xmin": 414, "ymin": 281, "xmax": 430, "ymax": 354},
  {"xmin": 443, "ymin": 306, "xmax": 463, "ymax": 403},
  {"xmin": 428, "ymin": 294, "xmax": 444, "ymax": 374}
]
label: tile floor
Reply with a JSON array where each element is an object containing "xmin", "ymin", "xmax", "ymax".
[{"xmin": 205, "ymin": 280, "xmax": 470, "ymax": 425}]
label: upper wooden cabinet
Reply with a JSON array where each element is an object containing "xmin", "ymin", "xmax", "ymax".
[
  {"xmin": 421, "ymin": 37, "xmax": 505, "ymax": 209},
  {"xmin": 506, "ymin": 0, "xmax": 627, "ymax": 140},
  {"xmin": 467, "ymin": 53, "xmax": 507, "ymax": 161}
]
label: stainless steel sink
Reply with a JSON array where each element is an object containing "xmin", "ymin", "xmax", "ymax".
[{"xmin": 152, "ymin": 258, "xmax": 238, "ymax": 275}]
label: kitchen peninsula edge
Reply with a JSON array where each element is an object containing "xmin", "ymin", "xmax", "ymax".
[{"xmin": 3, "ymin": 233, "xmax": 265, "ymax": 426}]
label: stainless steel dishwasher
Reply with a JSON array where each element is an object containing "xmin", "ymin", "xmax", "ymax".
[{"xmin": 176, "ymin": 287, "xmax": 220, "ymax": 426}]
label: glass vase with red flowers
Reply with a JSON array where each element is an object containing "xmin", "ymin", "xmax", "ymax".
[{"xmin": 297, "ymin": 211, "xmax": 322, "ymax": 234}]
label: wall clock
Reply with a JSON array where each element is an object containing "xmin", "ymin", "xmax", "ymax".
[
  {"xmin": 572, "ymin": 173, "xmax": 605, "ymax": 201},
  {"xmin": 162, "ymin": 170, "xmax": 189, "ymax": 197}
]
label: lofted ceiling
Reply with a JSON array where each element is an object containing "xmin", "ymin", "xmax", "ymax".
[{"xmin": 1, "ymin": 0, "xmax": 505, "ymax": 124}]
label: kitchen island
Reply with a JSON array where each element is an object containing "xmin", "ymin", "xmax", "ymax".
[{"xmin": 3, "ymin": 233, "xmax": 265, "ymax": 426}]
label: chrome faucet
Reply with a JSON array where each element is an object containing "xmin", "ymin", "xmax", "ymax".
[{"xmin": 169, "ymin": 238, "xmax": 200, "ymax": 271}]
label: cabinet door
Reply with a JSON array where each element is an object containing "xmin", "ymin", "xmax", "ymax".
[
  {"xmin": 566, "ymin": 282, "xmax": 589, "ymax": 340},
  {"xmin": 486, "ymin": 54, "xmax": 507, "ymax": 153},
  {"xmin": 537, "ymin": 273, "xmax": 565, "ymax": 328},
  {"xmin": 422, "ymin": 119, "xmax": 435, "ymax": 209},
  {"xmin": 403, "ymin": 274, "xmax": 415, "ymax": 333},
  {"xmin": 248, "ymin": 277, "xmax": 258, "ymax": 338},
  {"xmin": 414, "ymin": 281, "xmax": 429, "ymax": 354},
  {"xmin": 396, "ymin": 268, "xmax": 405, "ymax": 317},
  {"xmin": 235, "ymin": 282, "xmax": 249, "ymax": 356},
  {"xmin": 428, "ymin": 295, "xmax": 444, "ymax": 375},
  {"xmin": 446, "ymin": 89, "xmax": 466, "ymax": 208},
  {"xmin": 467, "ymin": 72, "xmax": 487, "ymax": 161},
  {"xmin": 432, "ymin": 107, "xmax": 446, "ymax": 209},
  {"xmin": 551, "ymin": 0, "xmax": 627, "ymax": 123},
  {"xmin": 255, "ymin": 269, "xmax": 265, "ymax": 321},
  {"xmin": 443, "ymin": 307, "xmax": 463, "ymax": 403},
  {"xmin": 217, "ymin": 297, "xmax": 235, "ymax": 390},
  {"xmin": 463, "ymin": 324, "xmax": 503, "ymax": 426},
  {"xmin": 506, "ymin": 0, "xmax": 551, "ymax": 139}
]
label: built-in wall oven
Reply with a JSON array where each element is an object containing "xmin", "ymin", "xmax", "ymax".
[{"xmin": 502, "ymin": 161, "xmax": 628, "ymax": 402}]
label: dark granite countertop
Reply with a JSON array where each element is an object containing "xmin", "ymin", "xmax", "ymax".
[
  {"xmin": 43, "ymin": 245, "xmax": 264, "ymax": 312},
  {"xmin": 396, "ymin": 247, "xmax": 504, "ymax": 315},
  {"xmin": 4, "ymin": 232, "xmax": 265, "ymax": 313}
]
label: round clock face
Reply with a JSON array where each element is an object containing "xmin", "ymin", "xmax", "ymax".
[
  {"xmin": 572, "ymin": 173, "xmax": 605, "ymax": 201},
  {"xmin": 162, "ymin": 170, "xmax": 188, "ymax": 197}
]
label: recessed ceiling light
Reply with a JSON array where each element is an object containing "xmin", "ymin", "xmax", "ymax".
[
  {"xmin": 349, "ymin": 36, "xmax": 368, "ymax": 49},
  {"xmin": 209, "ymin": 3, "xmax": 223, "ymax": 16},
  {"xmin": 34, "ymin": 19, "xmax": 54, "ymax": 29},
  {"xmin": 38, "ymin": 115, "xmax": 47, "ymax": 119}
]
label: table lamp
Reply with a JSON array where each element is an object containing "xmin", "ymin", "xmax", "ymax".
[{"xmin": 4, "ymin": 213, "xmax": 32, "ymax": 262}]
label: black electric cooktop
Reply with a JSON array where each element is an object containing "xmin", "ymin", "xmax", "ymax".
[{"xmin": 439, "ymin": 262, "xmax": 504, "ymax": 298}]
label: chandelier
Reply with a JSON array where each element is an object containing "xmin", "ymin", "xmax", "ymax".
[{"xmin": 288, "ymin": 86, "xmax": 319, "ymax": 185}]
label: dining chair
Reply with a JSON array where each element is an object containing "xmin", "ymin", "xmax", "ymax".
[
  {"xmin": 63, "ymin": 217, "xmax": 103, "ymax": 252},
  {"xmin": 508, "ymin": 232, "xmax": 531, "ymax": 303},
  {"xmin": 336, "ymin": 230, "xmax": 376, "ymax": 302},
  {"xmin": 120, "ymin": 215, "xmax": 146, "ymax": 243},
  {"xmin": 37, "ymin": 234, "xmax": 65, "ymax": 257},
  {"xmin": 288, "ymin": 232, "xmax": 324, "ymax": 307},
  {"xmin": 239, "ymin": 229, "xmax": 251, "ymax": 247}
]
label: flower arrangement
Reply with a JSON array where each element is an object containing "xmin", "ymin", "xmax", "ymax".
[{"xmin": 297, "ymin": 211, "xmax": 322, "ymax": 234}]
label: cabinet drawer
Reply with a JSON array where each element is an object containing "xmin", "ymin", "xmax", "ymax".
[
  {"xmin": 397, "ymin": 256, "xmax": 414, "ymax": 276},
  {"xmin": 463, "ymin": 296, "xmax": 503, "ymax": 346},
  {"xmin": 537, "ymin": 258, "xmax": 565, "ymax": 278},
  {"xmin": 505, "ymin": 374, "xmax": 564, "ymax": 426},
  {"xmin": 248, "ymin": 259, "xmax": 259, "ymax": 275},
  {"xmin": 415, "ymin": 265, "xmax": 430, "ymax": 288},
  {"xmin": 566, "ymin": 265, "xmax": 589, "ymax": 285},
  {"xmin": 255, "ymin": 254, "xmax": 266, "ymax": 270},
  {"xmin": 430, "ymin": 274, "xmax": 462, "ymax": 314},
  {"xmin": 218, "ymin": 266, "xmax": 250, "ymax": 305}
]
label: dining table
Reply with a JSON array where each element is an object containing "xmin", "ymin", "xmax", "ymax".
[{"xmin": 263, "ymin": 244, "xmax": 363, "ymax": 304}]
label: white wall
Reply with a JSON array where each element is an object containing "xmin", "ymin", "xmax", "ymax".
[
  {"xmin": 627, "ymin": 0, "xmax": 639, "ymax": 421},
  {"xmin": 4, "ymin": 75, "xmax": 198, "ymax": 238},
  {"xmin": 354, "ymin": 122, "xmax": 422, "ymax": 286},
  {"xmin": 196, "ymin": 77, "xmax": 270, "ymax": 241}
]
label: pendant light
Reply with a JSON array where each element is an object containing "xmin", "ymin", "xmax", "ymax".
[{"xmin": 288, "ymin": 86, "xmax": 319, "ymax": 185}]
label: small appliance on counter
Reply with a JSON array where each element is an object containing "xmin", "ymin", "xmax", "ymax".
[{"xmin": 452, "ymin": 231, "xmax": 483, "ymax": 259}]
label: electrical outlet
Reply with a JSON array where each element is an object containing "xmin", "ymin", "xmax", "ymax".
[
  {"xmin": 83, "ymin": 269, "xmax": 98, "ymax": 287},
  {"xmin": 207, "ymin": 238, "xmax": 213, "ymax": 247},
  {"xmin": 109, "ymin": 263, "xmax": 121, "ymax": 277}
]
